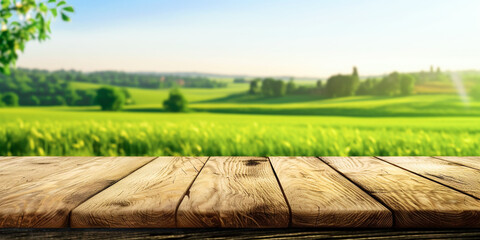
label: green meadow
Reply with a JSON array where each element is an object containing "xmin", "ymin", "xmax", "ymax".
[{"xmin": 1, "ymin": 81, "xmax": 479, "ymax": 156}]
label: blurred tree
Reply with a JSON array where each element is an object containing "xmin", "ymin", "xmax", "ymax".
[
  {"xmin": 271, "ymin": 79, "xmax": 286, "ymax": 97},
  {"xmin": 261, "ymin": 78, "xmax": 286, "ymax": 97},
  {"xmin": 24, "ymin": 95, "xmax": 40, "ymax": 105},
  {"xmin": 233, "ymin": 78, "xmax": 247, "ymax": 83},
  {"xmin": 121, "ymin": 87, "xmax": 133, "ymax": 104},
  {"xmin": 0, "ymin": 0, "xmax": 74, "ymax": 74},
  {"xmin": 316, "ymin": 80, "xmax": 322, "ymax": 89},
  {"xmin": 356, "ymin": 78, "xmax": 377, "ymax": 95},
  {"xmin": 286, "ymin": 79, "xmax": 296, "ymax": 94},
  {"xmin": 248, "ymin": 78, "xmax": 261, "ymax": 94},
  {"xmin": 399, "ymin": 74, "xmax": 415, "ymax": 95},
  {"xmin": 1, "ymin": 91, "xmax": 18, "ymax": 106},
  {"xmin": 376, "ymin": 72, "xmax": 400, "ymax": 96},
  {"xmin": 352, "ymin": 66, "xmax": 359, "ymax": 78},
  {"xmin": 261, "ymin": 78, "xmax": 274, "ymax": 97},
  {"xmin": 74, "ymin": 89, "xmax": 96, "ymax": 106},
  {"xmin": 95, "ymin": 87, "xmax": 125, "ymax": 111},
  {"xmin": 163, "ymin": 88, "xmax": 187, "ymax": 112},
  {"xmin": 325, "ymin": 68, "xmax": 359, "ymax": 98}
]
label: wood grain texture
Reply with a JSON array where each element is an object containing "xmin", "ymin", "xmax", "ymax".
[
  {"xmin": 71, "ymin": 157, "xmax": 207, "ymax": 228},
  {"xmin": 0, "ymin": 157, "xmax": 98, "ymax": 194},
  {"xmin": 0, "ymin": 156, "xmax": 16, "ymax": 161},
  {"xmin": 270, "ymin": 157, "xmax": 392, "ymax": 227},
  {"xmin": 321, "ymin": 157, "xmax": 480, "ymax": 228},
  {"xmin": 379, "ymin": 156, "xmax": 480, "ymax": 198},
  {"xmin": 0, "ymin": 157, "xmax": 154, "ymax": 228},
  {"xmin": 435, "ymin": 156, "xmax": 480, "ymax": 170},
  {"xmin": 176, "ymin": 157, "xmax": 289, "ymax": 228},
  {"xmin": 2, "ymin": 229, "xmax": 480, "ymax": 240}
]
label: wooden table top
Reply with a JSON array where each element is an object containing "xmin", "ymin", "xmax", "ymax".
[{"xmin": 0, "ymin": 156, "xmax": 479, "ymax": 228}]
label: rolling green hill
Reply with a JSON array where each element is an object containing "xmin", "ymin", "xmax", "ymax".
[{"xmin": 72, "ymin": 81, "xmax": 479, "ymax": 117}]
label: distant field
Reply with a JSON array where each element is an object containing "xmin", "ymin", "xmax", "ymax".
[
  {"xmin": 1, "ymin": 91, "xmax": 479, "ymax": 156},
  {"xmin": 71, "ymin": 81, "xmax": 250, "ymax": 104},
  {"xmin": 72, "ymin": 81, "xmax": 480, "ymax": 117},
  {"xmin": 415, "ymin": 81, "xmax": 456, "ymax": 94}
]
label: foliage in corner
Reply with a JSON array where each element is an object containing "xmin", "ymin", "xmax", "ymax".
[{"xmin": 0, "ymin": 0, "xmax": 73, "ymax": 74}]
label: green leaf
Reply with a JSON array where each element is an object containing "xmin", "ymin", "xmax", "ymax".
[
  {"xmin": 60, "ymin": 12, "xmax": 70, "ymax": 22},
  {"xmin": 1, "ymin": 0, "xmax": 10, "ymax": 9},
  {"xmin": 48, "ymin": 0, "xmax": 56, "ymax": 3},
  {"xmin": 57, "ymin": 1, "xmax": 66, "ymax": 7},
  {"xmin": 39, "ymin": 3, "xmax": 48, "ymax": 13},
  {"xmin": 3, "ymin": 65, "xmax": 10, "ymax": 75},
  {"xmin": 50, "ymin": 8, "xmax": 57, "ymax": 17},
  {"xmin": 62, "ymin": 6, "xmax": 74, "ymax": 12},
  {"xmin": 3, "ymin": 12, "xmax": 12, "ymax": 19}
]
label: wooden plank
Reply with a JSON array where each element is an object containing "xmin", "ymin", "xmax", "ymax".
[
  {"xmin": 435, "ymin": 156, "xmax": 480, "ymax": 170},
  {"xmin": 321, "ymin": 157, "xmax": 480, "ymax": 228},
  {"xmin": 176, "ymin": 156, "xmax": 289, "ymax": 228},
  {"xmin": 0, "ymin": 157, "xmax": 154, "ymax": 228},
  {"xmin": 379, "ymin": 156, "xmax": 480, "ymax": 198},
  {"xmin": 0, "ymin": 156, "xmax": 16, "ymax": 161},
  {"xmin": 2, "ymin": 229, "xmax": 480, "ymax": 239},
  {"xmin": 269, "ymin": 157, "xmax": 392, "ymax": 227},
  {"xmin": 0, "ymin": 157, "xmax": 99, "ymax": 193},
  {"xmin": 71, "ymin": 157, "xmax": 207, "ymax": 228}
]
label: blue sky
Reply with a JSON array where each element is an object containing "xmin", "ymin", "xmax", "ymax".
[{"xmin": 17, "ymin": 0, "xmax": 480, "ymax": 77}]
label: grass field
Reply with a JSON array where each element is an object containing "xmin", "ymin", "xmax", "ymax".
[{"xmin": 1, "ymin": 82, "xmax": 479, "ymax": 156}]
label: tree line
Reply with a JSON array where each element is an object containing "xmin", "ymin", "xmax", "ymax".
[
  {"xmin": 246, "ymin": 67, "xmax": 446, "ymax": 98},
  {"xmin": 0, "ymin": 68, "xmax": 132, "ymax": 107},
  {"xmin": 54, "ymin": 70, "xmax": 228, "ymax": 89},
  {"xmin": 0, "ymin": 68, "xmax": 229, "ymax": 107},
  {"xmin": 0, "ymin": 68, "xmax": 189, "ymax": 112}
]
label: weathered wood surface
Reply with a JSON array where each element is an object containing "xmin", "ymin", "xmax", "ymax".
[
  {"xmin": 1, "ymin": 156, "xmax": 480, "ymax": 229},
  {"xmin": 0, "ymin": 157, "xmax": 155, "ymax": 228},
  {"xmin": 176, "ymin": 157, "xmax": 289, "ymax": 228},
  {"xmin": 379, "ymin": 156, "xmax": 480, "ymax": 198},
  {"xmin": 321, "ymin": 156, "xmax": 480, "ymax": 228},
  {"xmin": 435, "ymin": 156, "xmax": 480, "ymax": 170},
  {"xmin": 0, "ymin": 156, "xmax": 16, "ymax": 161},
  {"xmin": 269, "ymin": 156, "xmax": 392, "ymax": 227},
  {"xmin": 2, "ymin": 228, "xmax": 480, "ymax": 240},
  {"xmin": 71, "ymin": 157, "xmax": 207, "ymax": 228},
  {"xmin": 0, "ymin": 157, "xmax": 100, "ymax": 193}
]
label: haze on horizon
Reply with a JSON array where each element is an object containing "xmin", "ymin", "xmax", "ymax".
[{"xmin": 16, "ymin": 0, "xmax": 480, "ymax": 78}]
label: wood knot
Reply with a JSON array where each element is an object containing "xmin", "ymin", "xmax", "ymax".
[
  {"xmin": 110, "ymin": 200, "xmax": 131, "ymax": 207},
  {"xmin": 244, "ymin": 159, "xmax": 266, "ymax": 166}
]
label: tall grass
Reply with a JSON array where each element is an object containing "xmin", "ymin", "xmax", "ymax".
[
  {"xmin": 1, "ymin": 118, "xmax": 478, "ymax": 156},
  {"xmin": 1, "ymin": 93, "xmax": 479, "ymax": 156}
]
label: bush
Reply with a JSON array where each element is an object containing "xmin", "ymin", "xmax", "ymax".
[
  {"xmin": 163, "ymin": 88, "xmax": 188, "ymax": 112},
  {"xmin": 95, "ymin": 87, "xmax": 125, "ymax": 111},
  {"xmin": 1, "ymin": 92, "xmax": 19, "ymax": 107}
]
